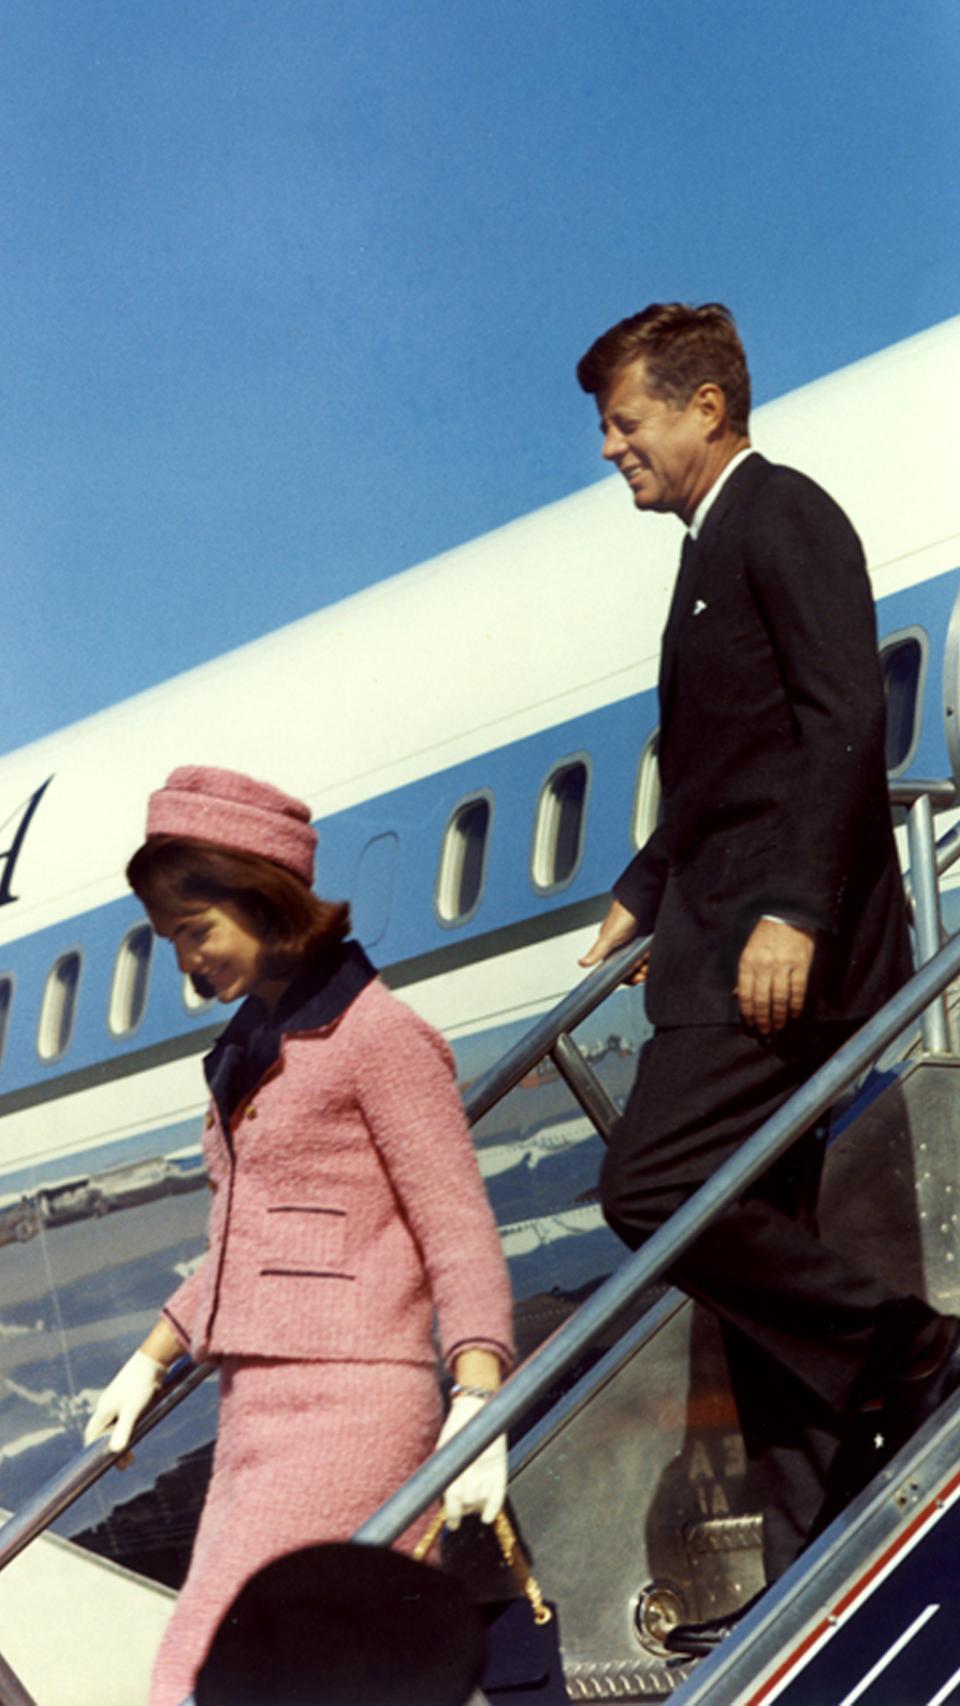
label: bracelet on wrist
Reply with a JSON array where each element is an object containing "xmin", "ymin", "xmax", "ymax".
[{"xmin": 450, "ymin": 1383, "xmax": 497, "ymax": 1401}]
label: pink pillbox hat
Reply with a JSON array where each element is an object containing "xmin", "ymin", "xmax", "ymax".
[{"xmin": 146, "ymin": 766, "xmax": 317, "ymax": 885}]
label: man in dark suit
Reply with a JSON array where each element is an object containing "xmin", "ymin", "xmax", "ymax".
[{"xmin": 576, "ymin": 301, "xmax": 958, "ymax": 1650}]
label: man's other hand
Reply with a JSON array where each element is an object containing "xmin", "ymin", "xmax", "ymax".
[
  {"xmin": 737, "ymin": 919, "xmax": 815, "ymax": 1035},
  {"xmin": 579, "ymin": 899, "xmax": 649, "ymax": 985}
]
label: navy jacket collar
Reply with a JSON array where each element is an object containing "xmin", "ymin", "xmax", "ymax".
[
  {"xmin": 263, "ymin": 938, "xmax": 377, "ymax": 1036},
  {"xmin": 203, "ymin": 940, "xmax": 377, "ymax": 1125}
]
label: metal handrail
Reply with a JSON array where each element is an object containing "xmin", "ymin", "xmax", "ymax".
[
  {"xmin": 0, "ymin": 934, "xmax": 651, "ymax": 1577},
  {"xmin": 0, "ymin": 1361, "xmax": 213, "ymax": 1576},
  {"xmin": 461, "ymin": 932, "xmax": 651, "ymax": 1125},
  {"xmin": 891, "ymin": 778, "xmax": 957, "ymax": 1051},
  {"xmin": 936, "ymin": 823, "xmax": 960, "ymax": 881},
  {"xmin": 352, "ymin": 927, "xmax": 960, "ymax": 1546},
  {"xmin": 889, "ymin": 779, "xmax": 959, "ymax": 905},
  {"xmin": 889, "ymin": 777, "xmax": 958, "ymax": 809},
  {"xmin": 892, "ymin": 775, "xmax": 960, "ymax": 892}
]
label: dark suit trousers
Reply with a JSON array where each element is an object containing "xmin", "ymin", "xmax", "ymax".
[{"xmin": 600, "ymin": 1023, "xmax": 938, "ymax": 1577}]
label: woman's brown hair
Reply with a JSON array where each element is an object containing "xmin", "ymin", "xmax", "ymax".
[{"xmin": 126, "ymin": 835, "xmax": 350, "ymax": 982}]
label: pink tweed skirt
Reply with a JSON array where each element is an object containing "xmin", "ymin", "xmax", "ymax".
[{"xmin": 149, "ymin": 1357, "xmax": 442, "ymax": 1706}]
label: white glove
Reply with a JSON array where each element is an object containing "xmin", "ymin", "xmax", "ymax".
[
  {"xmin": 84, "ymin": 1351, "xmax": 165, "ymax": 1453},
  {"xmin": 435, "ymin": 1393, "xmax": 507, "ymax": 1529}
]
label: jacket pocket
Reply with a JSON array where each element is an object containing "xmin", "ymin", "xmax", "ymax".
[{"xmin": 259, "ymin": 1204, "xmax": 353, "ymax": 1279}]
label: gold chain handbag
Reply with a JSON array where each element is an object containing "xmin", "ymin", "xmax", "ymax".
[
  {"xmin": 414, "ymin": 1511, "xmax": 553, "ymax": 1626},
  {"xmin": 414, "ymin": 1510, "xmax": 566, "ymax": 1701}
]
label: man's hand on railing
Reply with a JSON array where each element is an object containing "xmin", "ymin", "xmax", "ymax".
[
  {"xmin": 578, "ymin": 898, "xmax": 649, "ymax": 985},
  {"xmin": 434, "ymin": 1394, "xmax": 508, "ymax": 1528},
  {"xmin": 84, "ymin": 1350, "xmax": 165, "ymax": 1454}
]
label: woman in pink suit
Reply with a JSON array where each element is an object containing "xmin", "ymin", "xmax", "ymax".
[{"xmin": 84, "ymin": 766, "xmax": 514, "ymax": 1706}]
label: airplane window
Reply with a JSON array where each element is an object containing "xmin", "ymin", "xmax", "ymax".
[
  {"xmin": 37, "ymin": 951, "xmax": 81, "ymax": 1061},
  {"xmin": 880, "ymin": 630, "xmax": 926, "ymax": 774},
  {"xmin": 436, "ymin": 796, "xmax": 492, "ymax": 924},
  {"xmin": 108, "ymin": 924, "xmax": 154, "ymax": 1036},
  {"xmin": 352, "ymin": 832, "xmax": 399, "ymax": 946},
  {"xmin": 0, "ymin": 977, "xmax": 11, "ymax": 1066},
  {"xmin": 532, "ymin": 759, "xmax": 590, "ymax": 890},
  {"xmin": 632, "ymin": 728, "xmax": 662, "ymax": 849}
]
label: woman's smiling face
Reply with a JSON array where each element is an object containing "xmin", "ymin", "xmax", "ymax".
[{"xmin": 152, "ymin": 898, "xmax": 270, "ymax": 1004}]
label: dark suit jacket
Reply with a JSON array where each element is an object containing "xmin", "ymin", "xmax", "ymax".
[{"xmin": 615, "ymin": 452, "xmax": 912, "ymax": 1026}]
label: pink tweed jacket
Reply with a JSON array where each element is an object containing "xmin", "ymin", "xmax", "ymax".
[{"xmin": 162, "ymin": 977, "xmax": 514, "ymax": 1371}]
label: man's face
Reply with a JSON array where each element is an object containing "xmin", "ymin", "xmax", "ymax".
[{"xmin": 597, "ymin": 359, "xmax": 713, "ymax": 524}]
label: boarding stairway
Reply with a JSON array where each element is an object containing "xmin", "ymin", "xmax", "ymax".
[{"xmin": 3, "ymin": 779, "xmax": 960, "ymax": 1703}]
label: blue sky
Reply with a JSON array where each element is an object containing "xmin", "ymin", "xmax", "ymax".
[{"xmin": 1, "ymin": 0, "xmax": 957, "ymax": 751}]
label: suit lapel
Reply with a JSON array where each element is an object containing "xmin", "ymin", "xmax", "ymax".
[
  {"xmin": 658, "ymin": 452, "xmax": 769, "ymax": 720},
  {"xmin": 659, "ymin": 531, "xmax": 700, "ymax": 710}
]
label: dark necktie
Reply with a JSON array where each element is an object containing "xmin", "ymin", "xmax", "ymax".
[
  {"xmin": 662, "ymin": 531, "xmax": 699, "ymax": 667},
  {"xmin": 675, "ymin": 530, "xmax": 699, "ymax": 607}
]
